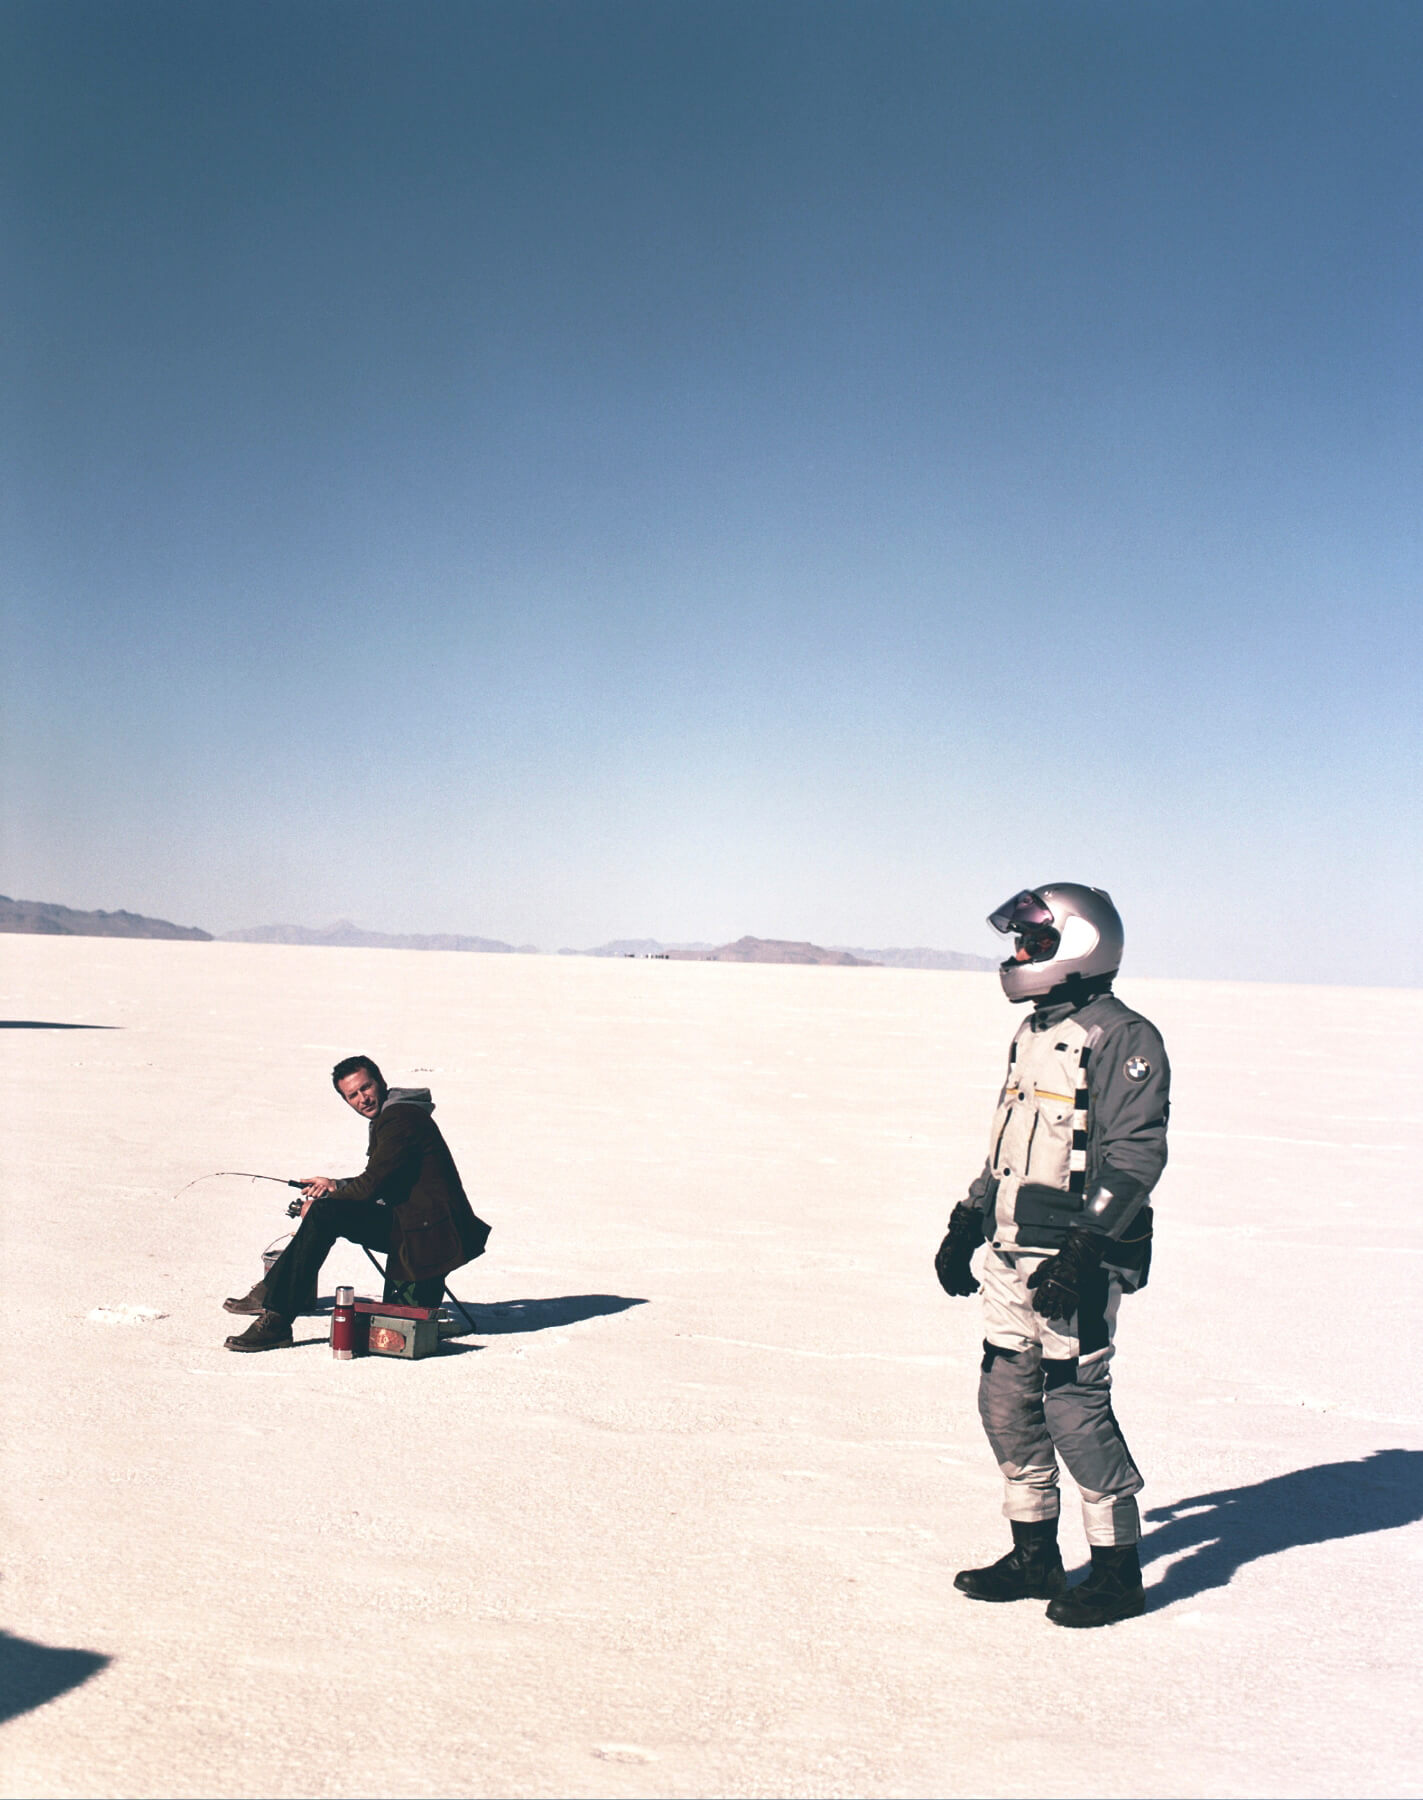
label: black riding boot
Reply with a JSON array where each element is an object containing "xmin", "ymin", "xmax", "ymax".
[
  {"xmin": 1046, "ymin": 1544, "xmax": 1145, "ymax": 1627},
  {"xmin": 954, "ymin": 1519, "xmax": 1067, "ymax": 1602}
]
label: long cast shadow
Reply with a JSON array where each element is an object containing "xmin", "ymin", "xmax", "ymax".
[
  {"xmin": 1142, "ymin": 1448, "xmax": 1423, "ymax": 1606},
  {"xmin": 290, "ymin": 1295, "xmax": 644, "ymax": 1346},
  {"xmin": 0, "ymin": 1630, "xmax": 110, "ymax": 1724},
  {"xmin": 0, "ymin": 1021, "xmax": 118, "ymax": 1031},
  {"xmin": 445, "ymin": 1295, "xmax": 648, "ymax": 1336}
]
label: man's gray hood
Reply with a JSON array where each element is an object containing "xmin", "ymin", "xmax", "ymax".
[{"xmin": 381, "ymin": 1086, "xmax": 435, "ymax": 1113}]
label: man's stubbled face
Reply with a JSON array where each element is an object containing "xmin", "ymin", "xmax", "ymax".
[{"xmin": 337, "ymin": 1069, "xmax": 383, "ymax": 1119}]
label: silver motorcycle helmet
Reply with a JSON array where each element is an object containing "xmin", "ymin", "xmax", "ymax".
[{"xmin": 988, "ymin": 883, "xmax": 1124, "ymax": 1003}]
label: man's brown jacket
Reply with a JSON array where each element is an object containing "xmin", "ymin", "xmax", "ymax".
[{"xmin": 335, "ymin": 1087, "xmax": 489, "ymax": 1283}]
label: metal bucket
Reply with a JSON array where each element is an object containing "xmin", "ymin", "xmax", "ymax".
[{"xmin": 261, "ymin": 1233, "xmax": 293, "ymax": 1275}]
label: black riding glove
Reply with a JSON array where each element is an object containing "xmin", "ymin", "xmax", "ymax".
[
  {"xmin": 935, "ymin": 1201, "xmax": 985, "ymax": 1297},
  {"xmin": 1027, "ymin": 1229, "xmax": 1102, "ymax": 1319}
]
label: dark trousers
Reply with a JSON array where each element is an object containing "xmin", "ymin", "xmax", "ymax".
[{"xmin": 263, "ymin": 1194, "xmax": 443, "ymax": 1318}]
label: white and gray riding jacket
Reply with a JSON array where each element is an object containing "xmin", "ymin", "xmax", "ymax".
[{"xmin": 966, "ymin": 990, "xmax": 1170, "ymax": 1281}]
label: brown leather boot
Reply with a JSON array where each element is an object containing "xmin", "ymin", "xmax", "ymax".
[
  {"xmin": 225, "ymin": 1310, "xmax": 293, "ymax": 1352},
  {"xmin": 223, "ymin": 1280, "xmax": 268, "ymax": 1315}
]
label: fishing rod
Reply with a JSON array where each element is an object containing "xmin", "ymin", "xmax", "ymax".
[{"xmin": 172, "ymin": 1171, "xmax": 303, "ymax": 1199}]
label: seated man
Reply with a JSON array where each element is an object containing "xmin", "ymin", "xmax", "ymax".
[{"xmin": 224, "ymin": 1055, "xmax": 490, "ymax": 1352}]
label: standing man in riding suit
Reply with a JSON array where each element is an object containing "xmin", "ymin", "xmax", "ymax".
[{"xmin": 936, "ymin": 885, "xmax": 1169, "ymax": 1627}]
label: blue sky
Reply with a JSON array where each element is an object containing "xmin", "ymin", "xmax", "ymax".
[{"xmin": 4, "ymin": 1, "xmax": 1420, "ymax": 983}]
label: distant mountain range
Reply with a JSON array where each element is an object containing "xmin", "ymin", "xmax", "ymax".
[
  {"xmin": 0, "ymin": 895, "xmax": 211, "ymax": 941},
  {"xmin": 572, "ymin": 938, "xmax": 716, "ymax": 957},
  {"xmin": 837, "ymin": 945, "xmax": 997, "ymax": 972},
  {"xmin": 680, "ymin": 935, "xmax": 874, "ymax": 966},
  {"xmin": 1, "ymin": 895, "xmax": 994, "ymax": 969},
  {"xmin": 221, "ymin": 920, "xmax": 539, "ymax": 953},
  {"xmin": 569, "ymin": 935, "xmax": 995, "ymax": 970}
]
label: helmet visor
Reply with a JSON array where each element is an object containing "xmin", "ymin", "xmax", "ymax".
[{"xmin": 987, "ymin": 890, "xmax": 1054, "ymax": 936}]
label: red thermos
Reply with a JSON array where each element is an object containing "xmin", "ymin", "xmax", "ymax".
[{"xmin": 331, "ymin": 1285, "xmax": 355, "ymax": 1360}]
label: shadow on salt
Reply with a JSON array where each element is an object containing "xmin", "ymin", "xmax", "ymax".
[
  {"xmin": 294, "ymin": 1292, "xmax": 648, "ymax": 1346},
  {"xmin": 0, "ymin": 1629, "xmax": 110, "ymax": 1724},
  {"xmin": 1142, "ymin": 1447, "xmax": 1423, "ymax": 1605},
  {"xmin": 0, "ymin": 1020, "xmax": 118, "ymax": 1030},
  {"xmin": 439, "ymin": 1294, "xmax": 648, "ymax": 1337}
]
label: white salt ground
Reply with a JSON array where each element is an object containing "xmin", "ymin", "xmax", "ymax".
[{"xmin": 0, "ymin": 937, "xmax": 1420, "ymax": 1800}]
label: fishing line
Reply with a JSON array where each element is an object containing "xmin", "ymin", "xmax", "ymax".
[{"xmin": 171, "ymin": 1171, "xmax": 303, "ymax": 1199}]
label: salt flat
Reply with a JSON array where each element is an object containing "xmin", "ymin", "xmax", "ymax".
[{"xmin": 1, "ymin": 937, "xmax": 1420, "ymax": 1800}]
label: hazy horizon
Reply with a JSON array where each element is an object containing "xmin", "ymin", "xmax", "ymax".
[
  {"xmin": 4, "ymin": 892, "xmax": 1414, "ymax": 988},
  {"xmin": 5, "ymin": 2, "xmax": 1420, "ymax": 986}
]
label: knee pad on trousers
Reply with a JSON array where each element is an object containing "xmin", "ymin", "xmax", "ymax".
[
  {"xmin": 1040, "ymin": 1359, "xmax": 1142, "ymax": 1504},
  {"xmin": 978, "ymin": 1339, "xmax": 1050, "ymax": 1473}
]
